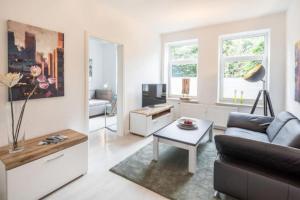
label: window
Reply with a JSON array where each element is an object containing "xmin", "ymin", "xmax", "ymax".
[
  {"xmin": 218, "ymin": 30, "xmax": 269, "ymax": 104},
  {"xmin": 164, "ymin": 40, "xmax": 198, "ymax": 97}
]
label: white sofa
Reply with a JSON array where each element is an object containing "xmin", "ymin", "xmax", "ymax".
[{"xmin": 89, "ymin": 89, "xmax": 112, "ymax": 117}]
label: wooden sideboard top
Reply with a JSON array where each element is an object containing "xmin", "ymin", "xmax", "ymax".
[
  {"xmin": 0, "ymin": 129, "xmax": 88, "ymax": 170},
  {"xmin": 131, "ymin": 104, "xmax": 174, "ymax": 117}
]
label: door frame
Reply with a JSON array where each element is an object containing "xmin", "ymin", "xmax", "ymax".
[{"xmin": 84, "ymin": 31, "xmax": 125, "ymax": 136}]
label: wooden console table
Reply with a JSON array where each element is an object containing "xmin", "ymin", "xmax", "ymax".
[{"xmin": 0, "ymin": 129, "xmax": 88, "ymax": 200}]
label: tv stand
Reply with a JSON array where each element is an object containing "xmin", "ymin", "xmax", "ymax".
[
  {"xmin": 147, "ymin": 104, "xmax": 165, "ymax": 108},
  {"xmin": 130, "ymin": 105, "xmax": 174, "ymax": 137}
]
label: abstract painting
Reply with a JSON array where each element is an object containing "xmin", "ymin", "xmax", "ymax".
[
  {"xmin": 296, "ymin": 41, "xmax": 300, "ymax": 102},
  {"xmin": 8, "ymin": 20, "xmax": 64, "ymax": 101}
]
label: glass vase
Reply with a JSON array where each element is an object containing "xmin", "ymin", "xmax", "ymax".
[
  {"xmin": 8, "ymin": 130, "xmax": 25, "ymax": 153},
  {"xmin": 5, "ymin": 102, "xmax": 26, "ymax": 154}
]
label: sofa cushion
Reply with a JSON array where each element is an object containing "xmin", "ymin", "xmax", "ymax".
[
  {"xmin": 272, "ymin": 119, "xmax": 300, "ymax": 148},
  {"xmin": 227, "ymin": 112, "xmax": 273, "ymax": 133},
  {"xmin": 215, "ymin": 135, "xmax": 300, "ymax": 177},
  {"xmin": 225, "ymin": 128, "xmax": 270, "ymax": 143},
  {"xmin": 266, "ymin": 111, "xmax": 297, "ymax": 141},
  {"xmin": 89, "ymin": 99, "xmax": 110, "ymax": 107}
]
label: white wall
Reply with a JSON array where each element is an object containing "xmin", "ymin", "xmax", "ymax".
[
  {"xmin": 162, "ymin": 13, "xmax": 286, "ymax": 115},
  {"xmin": 89, "ymin": 37, "xmax": 104, "ymax": 90},
  {"xmin": 102, "ymin": 44, "xmax": 117, "ymax": 94},
  {"xmin": 286, "ymin": 0, "xmax": 300, "ymax": 118},
  {"xmin": 89, "ymin": 38, "xmax": 117, "ymax": 94},
  {"xmin": 0, "ymin": 0, "xmax": 161, "ymax": 146}
]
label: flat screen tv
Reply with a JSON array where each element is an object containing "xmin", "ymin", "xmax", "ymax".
[{"xmin": 142, "ymin": 84, "xmax": 166, "ymax": 107}]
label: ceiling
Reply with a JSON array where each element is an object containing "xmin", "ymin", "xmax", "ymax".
[{"xmin": 99, "ymin": 0, "xmax": 292, "ymax": 33}]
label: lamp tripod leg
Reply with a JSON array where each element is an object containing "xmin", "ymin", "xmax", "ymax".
[
  {"xmin": 263, "ymin": 91, "xmax": 268, "ymax": 116},
  {"xmin": 265, "ymin": 91, "xmax": 275, "ymax": 117},
  {"xmin": 251, "ymin": 90, "xmax": 262, "ymax": 114}
]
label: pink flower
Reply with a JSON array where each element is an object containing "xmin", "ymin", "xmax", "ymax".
[
  {"xmin": 37, "ymin": 75, "xmax": 46, "ymax": 83},
  {"xmin": 48, "ymin": 77, "xmax": 56, "ymax": 84},
  {"xmin": 45, "ymin": 91, "xmax": 52, "ymax": 97},
  {"xmin": 30, "ymin": 66, "xmax": 41, "ymax": 77},
  {"xmin": 39, "ymin": 82, "xmax": 49, "ymax": 89}
]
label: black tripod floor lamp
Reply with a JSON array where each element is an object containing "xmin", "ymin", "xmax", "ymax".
[{"xmin": 244, "ymin": 64, "xmax": 275, "ymax": 117}]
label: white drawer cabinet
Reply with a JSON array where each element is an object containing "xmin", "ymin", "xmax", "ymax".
[
  {"xmin": 0, "ymin": 130, "xmax": 88, "ymax": 200},
  {"xmin": 150, "ymin": 112, "xmax": 173, "ymax": 133},
  {"xmin": 130, "ymin": 105, "xmax": 174, "ymax": 137}
]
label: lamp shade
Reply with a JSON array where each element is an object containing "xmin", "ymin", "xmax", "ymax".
[
  {"xmin": 244, "ymin": 64, "xmax": 265, "ymax": 82},
  {"xmin": 182, "ymin": 78, "xmax": 190, "ymax": 95}
]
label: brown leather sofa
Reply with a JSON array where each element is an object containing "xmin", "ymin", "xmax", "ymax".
[{"xmin": 214, "ymin": 111, "xmax": 300, "ymax": 200}]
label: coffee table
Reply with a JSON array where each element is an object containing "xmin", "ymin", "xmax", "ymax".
[{"xmin": 153, "ymin": 117, "xmax": 213, "ymax": 174}]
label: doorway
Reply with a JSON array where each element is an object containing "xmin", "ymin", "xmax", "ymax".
[{"xmin": 85, "ymin": 33, "xmax": 124, "ymax": 136}]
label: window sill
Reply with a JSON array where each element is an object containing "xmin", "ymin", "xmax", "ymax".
[
  {"xmin": 216, "ymin": 102, "xmax": 263, "ymax": 108},
  {"xmin": 167, "ymin": 97, "xmax": 199, "ymax": 104},
  {"xmin": 167, "ymin": 98, "xmax": 263, "ymax": 108}
]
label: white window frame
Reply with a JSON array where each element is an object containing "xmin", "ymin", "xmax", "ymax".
[
  {"xmin": 217, "ymin": 29, "xmax": 270, "ymax": 105},
  {"xmin": 164, "ymin": 39, "xmax": 199, "ymax": 98}
]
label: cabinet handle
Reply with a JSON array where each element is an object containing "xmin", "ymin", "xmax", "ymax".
[{"xmin": 45, "ymin": 154, "xmax": 64, "ymax": 163}]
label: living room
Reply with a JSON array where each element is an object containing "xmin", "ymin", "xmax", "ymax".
[{"xmin": 0, "ymin": 0, "xmax": 299, "ymax": 200}]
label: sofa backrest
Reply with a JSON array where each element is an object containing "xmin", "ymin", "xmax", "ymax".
[
  {"xmin": 266, "ymin": 111, "xmax": 297, "ymax": 141},
  {"xmin": 89, "ymin": 90, "xmax": 95, "ymax": 100},
  {"xmin": 95, "ymin": 89, "xmax": 112, "ymax": 101},
  {"xmin": 271, "ymin": 119, "xmax": 300, "ymax": 148}
]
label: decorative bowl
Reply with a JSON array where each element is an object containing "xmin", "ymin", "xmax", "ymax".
[{"xmin": 177, "ymin": 118, "xmax": 198, "ymax": 130}]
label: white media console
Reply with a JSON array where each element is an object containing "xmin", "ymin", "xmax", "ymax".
[{"xmin": 130, "ymin": 105, "xmax": 174, "ymax": 136}]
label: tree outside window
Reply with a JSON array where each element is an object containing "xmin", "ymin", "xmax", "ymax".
[
  {"xmin": 166, "ymin": 41, "xmax": 198, "ymax": 97},
  {"xmin": 219, "ymin": 30, "xmax": 269, "ymax": 103}
]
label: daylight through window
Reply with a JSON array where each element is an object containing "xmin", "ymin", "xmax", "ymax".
[
  {"xmin": 165, "ymin": 40, "xmax": 198, "ymax": 97},
  {"xmin": 218, "ymin": 30, "xmax": 269, "ymax": 104}
]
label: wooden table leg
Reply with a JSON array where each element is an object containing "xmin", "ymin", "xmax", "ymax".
[
  {"xmin": 153, "ymin": 136, "xmax": 159, "ymax": 161},
  {"xmin": 188, "ymin": 146, "xmax": 197, "ymax": 174}
]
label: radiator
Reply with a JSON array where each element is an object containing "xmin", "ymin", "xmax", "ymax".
[{"xmin": 180, "ymin": 103, "xmax": 238, "ymax": 129}]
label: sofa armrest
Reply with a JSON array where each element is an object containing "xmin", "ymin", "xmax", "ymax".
[
  {"xmin": 227, "ymin": 112, "xmax": 274, "ymax": 133},
  {"xmin": 215, "ymin": 134, "xmax": 300, "ymax": 176}
]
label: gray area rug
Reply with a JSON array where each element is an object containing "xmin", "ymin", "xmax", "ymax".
[{"xmin": 110, "ymin": 139, "xmax": 236, "ymax": 200}]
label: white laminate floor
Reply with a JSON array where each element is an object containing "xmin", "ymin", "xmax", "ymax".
[
  {"xmin": 45, "ymin": 129, "xmax": 224, "ymax": 200},
  {"xmin": 89, "ymin": 115, "xmax": 117, "ymax": 132},
  {"xmin": 44, "ymin": 129, "xmax": 167, "ymax": 200}
]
